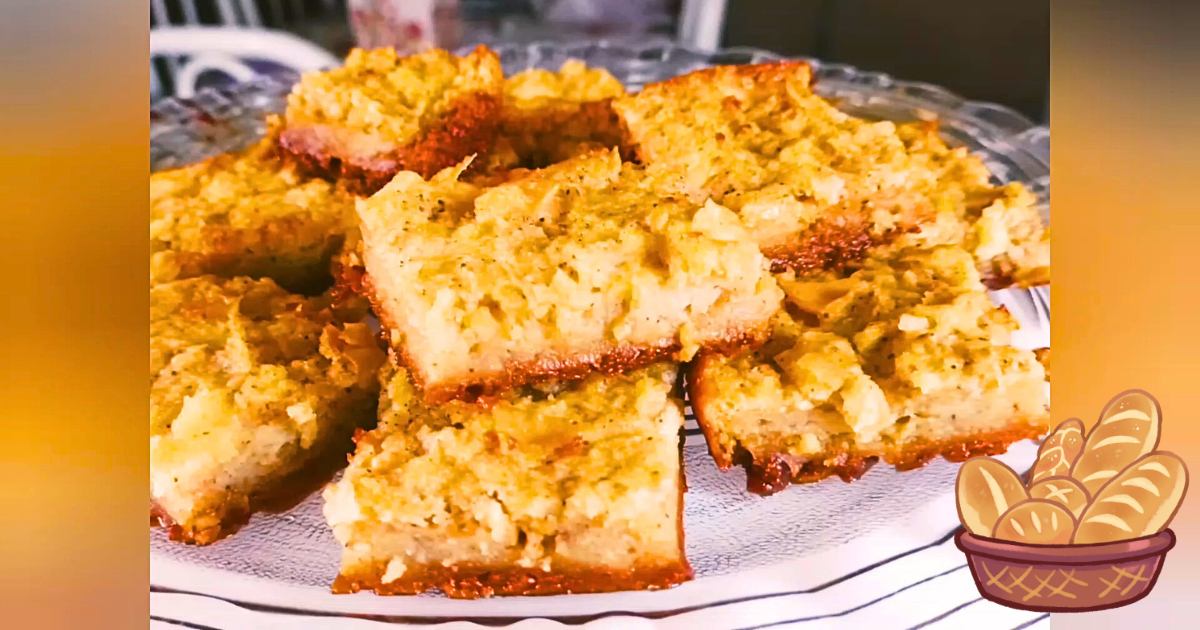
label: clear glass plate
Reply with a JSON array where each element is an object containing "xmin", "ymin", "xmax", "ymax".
[{"xmin": 150, "ymin": 41, "xmax": 1050, "ymax": 628}]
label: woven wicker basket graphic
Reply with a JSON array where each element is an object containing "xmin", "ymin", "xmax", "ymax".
[{"xmin": 956, "ymin": 529, "xmax": 1175, "ymax": 612}]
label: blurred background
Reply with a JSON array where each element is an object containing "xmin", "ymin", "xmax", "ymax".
[{"xmin": 150, "ymin": 0, "xmax": 1048, "ymax": 122}]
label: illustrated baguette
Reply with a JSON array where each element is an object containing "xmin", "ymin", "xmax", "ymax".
[
  {"xmin": 1073, "ymin": 451, "xmax": 1188, "ymax": 544},
  {"xmin": 957, "ymin": 457, "xmax": 1028, "ymax": 536},
  {"xmin": 1029, "ymin": 475, "xmax": 1090, "ymax": 519},
  {"xmin": 1029, "ymin": 417, "xmax": 1085, "ymax": 484},
  {"xmin": 1071, "ymin": 389, "xmax": 1161, "ymax": 494},
  {"xmin": 993, "ymin": 498, "xmax": 1076, "ymax": 545}
]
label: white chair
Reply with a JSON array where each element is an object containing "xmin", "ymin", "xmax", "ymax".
[{"xmin": 151, "ymin": 26, "xmax": 339, "ymax": 99}]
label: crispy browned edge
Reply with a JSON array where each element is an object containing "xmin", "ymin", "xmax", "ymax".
[
  {"xmin": 332, "ymin": 561, "xmax": 693, "ymax": 598},
  {"xmin": 331, "ymin": 425, "xmax": 692, "ymax": 597},
  {"xmin": 761, "ymin": 211, "xmax": 923, "ymax": 275},
  {"xmin": 279, "ymin": 91, "xmax": 501, "ymax": 195},
  {"xmin": 688, "ymin": 352, "xmax": 1049, "ymax": 496}
]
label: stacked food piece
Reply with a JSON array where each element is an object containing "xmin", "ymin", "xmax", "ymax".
[
  {"xmin": 689, "ymin": 246, "xmax": 1048, "ymax": 494},
  {"xmin": 325, "ymin": 363, "xmax": 690, "ymax": 596},
  {"xmin": 149, "ymin": 44, "xmax": 1051, "ymax": 596},
  {"xmin": 279, "ymin": 45, "xmax": 504, "ymax": 193},
  {"xmin": 613, "ymin": 62, "xmax": 1050, "ymax": 286},
  {"xmin": 355, "ymin": 148, "xmax": 781, "ymax": 403},
  {"xmin": 484, "ymin": 58, "xmax": 629, "ymax": 172},
  {"xmin": 150, "ymin": 130, "xmax": 358, "ymax": 292},
  {"xmin": 150, "ymin": 277, "xmax": 383, "ymax": 543}
]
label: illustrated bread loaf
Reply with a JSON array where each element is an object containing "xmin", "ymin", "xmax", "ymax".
[
  {"xmin": 992, "ymin": 499, "xmax": 1076, "ymax": 544},
  {"xmin": 1071, "ymin": 389, "xmax": 1161, "ymax": 494},
  {"xmin": 1029, "ymin": 417, "xmax": 1085, "ymax": 483},
  {"xmin": 957, "ymin": 458, "xmax": 1029, "ymax": 536},
  {"xmin": 1029, "ymin": 475, "xmax": 1090, "ymax": 518},
  {"xmin": 1073, "ymin": 451, "xmax": 1188, "ymax": 544}
]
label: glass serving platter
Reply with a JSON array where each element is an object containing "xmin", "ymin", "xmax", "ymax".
[{"xmin": 149, "ymin": 41, "xmax": 1050, "ymax": 629}]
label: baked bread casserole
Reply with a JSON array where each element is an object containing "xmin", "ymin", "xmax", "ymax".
[
  {"xmin": 356, "ymin": 148, "xmax": 782, "ymax": 403},
  {"xmin": 614, "ymin": 62, "xmax": 1050, "ymax": 287},
  {"xmin": 280, "ymin": 46, "xmax": 504, "ymax": 193},
  {"xmin": 323, "ymin": 362, "xmax": 692, "ymax": 597},
  {"xmin": 150, "ymin": 276, "xmax": 384, "ymax": 544},
  {"xmin": 150, "ymin": 132, "xmax": 357, "ymax": 292},
  {"xmin": 688, "ymin": 246, "xmax": 1049, "ymax": 494}
]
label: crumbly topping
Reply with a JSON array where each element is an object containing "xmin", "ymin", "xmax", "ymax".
[
  {"xmin": 324, "ymin": 363, "xmax": 683, "ymax": 569},
  {"xmin": 503, "ymin": 59, "xmax": 625, "ymax": 108},
  {"xmin": 703, "ymin": 246, "xmax": 1046, "ymax": 454},
  {"xmin": 615, "ymin": 63, "xmax": 935, "ymax": 247},
  {"xmin": 150, "ymin": 276, "xmax": 383, "ymax": 537},
  {"xmin": 285, "ymin": 46, "xmax": 503, "ymax": 144},
  {"xmin": 149, "ymin": 130, "xmax": 357, "ymax": 286},
  {"xmin": 615, "ymin": 63, "xmax": 1050, "ymax": 284},
  {"xmin": 358, "ymin": 149, "xmax": 780, "ymax": 390},
  {"xmin": 890, "ymin": 122, "xmax": 1050, "ymax": 286}
]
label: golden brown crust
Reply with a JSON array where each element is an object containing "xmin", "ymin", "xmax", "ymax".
[
  {"xmin": 688, "ymin": 352, "xmax": 735, "ymax": 469},
  {"xmin": 761, "ymin": 211, "xmax": 919, "ymax": 274},
  {"xmin": 329, "ymin": 476, "xmax": 695, "ymax": 599},
  {"xmin": 328, "ymin": 241, "xmax": 367, "ymax": 304},
  {"xmin": 764, "ymin": 425, "xmax": 1043, "ymax": 496},
  {"xmin": 150, "ymin": 498, "xmax": 247, "ymax": 546},
  {"xmin": 332, "ymin": 560, "xmax": 693, "ymax": 598},
  {"xmin": 745, "ymin": 423, "xmax": 1042, "ymax": 497},
  {"xmin": 279, "ymin": 92, "xmax": 501, "ymax": 195},
  {"xmin": 688, "ymin": 353, "xmax": 1046, "ymax": 496}
]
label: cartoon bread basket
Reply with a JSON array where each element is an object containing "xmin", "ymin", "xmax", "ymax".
[{"xmin": 954, "ymin": 389, "xmax": 1188, "ymax": 612}]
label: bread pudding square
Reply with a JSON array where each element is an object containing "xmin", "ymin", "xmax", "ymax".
[
  {"xmin": 485, "ymin": 59, "xmax": 628, "ymax": 172},
  {"xmin": 688, "ymin": 246, "xmax": 1049, "ymax": 495},
  {"xmin": 615, "ymin": 63, "xmax": 1050, "ymax": 286},
  {"xmin": 357, "ymin": 148, "xmax": 782, "ymax": 403},
  {"xmin": 150, "ymin": 276, "xmax": 384, "ymax": 544},
  {"xmin": 323, "ymin": 362, "xmax": 692, "ymax": 597},
  {"xmin": 150, "ymin": 132, "xmax": 358, "ymax": 292},
  {"xmin": 614, "ymin": 61, "xmax": 942, "ymax": 273},
  {"xmin": 280, "ymin": 46, "xmax": 504, "ymax": 193}
]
